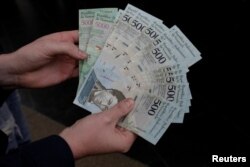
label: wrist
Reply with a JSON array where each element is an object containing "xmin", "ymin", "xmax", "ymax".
[
  {"xmin": 59, "ymin": 127, "xmax": 88, "ymax": 159},
  {"xmin": 0, "ymin": 53, "xmax": 19, "ymax": 88}
]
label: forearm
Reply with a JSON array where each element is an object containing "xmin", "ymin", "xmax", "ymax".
[{"xmin": 0, "ymin": 53, "xmax": 18, "ymax": 88}]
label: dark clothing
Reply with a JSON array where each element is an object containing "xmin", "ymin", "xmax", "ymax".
[
  {"xmin": 0, "ymin": 88, "xmax": 75, "ymax": 167},
  {"xmin": 0, "ymin": 88, "xmax": 13, "ymax": 107},
  {"xmin": 0, "ymin": 135, "xmax": 74, "ymax": 167},
  {"xmin": 0, "ymin": 130, "xmax": 7, "ymax": 156},
  {"xmin": 0, "ymin": 90, "xmax": 31, "ymax": 151}
]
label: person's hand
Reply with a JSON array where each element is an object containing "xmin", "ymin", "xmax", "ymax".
[
  {"xmin": 59, "ymin": 98, "xmax": 136, "ymax": 159},
  {"xmin": 0, "ymin": 30, "xmax": 86, "ymax": 88}
]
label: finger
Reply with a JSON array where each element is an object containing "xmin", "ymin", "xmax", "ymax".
[
  {"xmin": 123, "ymin": 131, "xmax": 137, "ymax": 142},
  {"xmin": 116, "ymin": 125, "xmax": 137, "ymax": 140},
  {"xmin": 121, "ymin": 131, "xmax": 137, "ymax": 152},
  {"xmin": 70, "ymin": 67, "xmax": 79, "ymax": 78},
  {"xmin": 60, "ymin": 30, "xmax": 78, "ymax": 43},
  {"xmin": 108, "ymin": 98, "xmax": 135, "ymax": 122},
  {"xmin": 45, "ymin": 41, "xmax": 87, "ymax": 60},
  {"xmin": 40, "ymin": 30, "xmax": 79, "ymax": 43},
  {"xmin": 115, "ymin": 127, "xmax": 137, "ymax": 152}
]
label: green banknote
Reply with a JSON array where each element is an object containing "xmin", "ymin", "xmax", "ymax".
[{"xmin": 78, "ymin": 8, "xmax": 118, "ymax": 88}]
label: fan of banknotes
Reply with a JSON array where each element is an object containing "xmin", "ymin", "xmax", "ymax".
[{"xmin": 74, "ymin": 4, "xmax": 201, "ymax": 145}]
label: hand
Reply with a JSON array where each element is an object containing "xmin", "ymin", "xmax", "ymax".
[
  {"xmin": 59, "ymin": 98, "xmax": 136, "ymax": 159},
  {"xmin": 0, "ymin": 30, "xmax": 86, "ymax": 88}
]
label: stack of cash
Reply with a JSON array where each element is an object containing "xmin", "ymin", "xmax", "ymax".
[{"xmin": 74, "ymin": 4, "xmax": 201, "ymax": 145}]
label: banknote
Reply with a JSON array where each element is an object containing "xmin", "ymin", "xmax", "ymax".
[
  {"xmin": 74, "ymin": 68, "xmax": 179, "ymax": 144},
  {"xmin": 78, "ymin": 8, "xmax": 118, "ymax": 88},
  {"xmin": 75, "ymin": 4, "xmax": 202, "ymax": 144},
  {"xmin": 168, "ymin": 25, "xmax": 201, "ymax": 67},
  {"xmin": 107, "ymin": 4, "xmax": 162, "ymax": 53},
  {"xmin": 118, "ymin": 93, "xmax": 180, "ymax": 145},
  {"xmin": 80, "ymin": 11, "xmax": 118, "ymax": 76}
]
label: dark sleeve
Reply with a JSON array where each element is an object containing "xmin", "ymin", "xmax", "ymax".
[
  {"xmin": 0, "ymin": 135, "xmax": 75, "ymax": 167},
  {"xmin": 0, "ymin": 87, "xmax": 14, "ymax": 107},
  {"xmin": 0, "ymin": 130, "xmax": 8, "ymax": 156}
]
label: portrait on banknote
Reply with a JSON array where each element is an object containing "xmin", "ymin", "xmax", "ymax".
[{"xmin": 87, "ymin": 80, "xmax": 125, "ymax": 110}]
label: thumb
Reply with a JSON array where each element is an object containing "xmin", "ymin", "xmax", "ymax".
[
  {"xmin": 43, "ymin": 41, "xmax": 86, "ymax": 60},
  {"xmin": 108, "ymin": 98, "xmax": 135, "ymax": 122}
]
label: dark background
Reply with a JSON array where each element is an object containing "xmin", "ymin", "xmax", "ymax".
[{"xmin": 0, "ymin": 0, "xmax": 249, "ymax": 166}]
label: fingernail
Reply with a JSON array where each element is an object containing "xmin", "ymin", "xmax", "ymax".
[
  {"xmin": 78, "ymin": 50, "xmax": 87, "ymax": 59},
  {"xmin": 124, "ymin": 98, "xmax": 134, "ymax": 109}
]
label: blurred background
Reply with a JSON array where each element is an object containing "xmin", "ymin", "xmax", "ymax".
[{"xmin": 0, "ymin": 0, "xmax": 249, "ymax": 167}]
